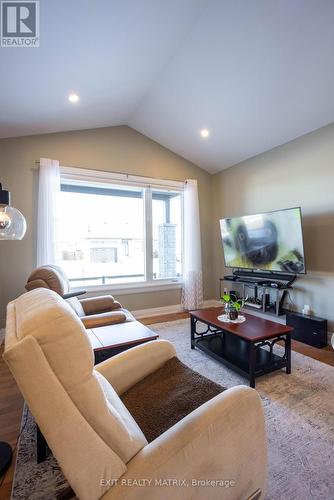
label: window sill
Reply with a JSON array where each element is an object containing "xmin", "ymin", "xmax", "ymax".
[{"xmin": 71, "ymin": 280, "xmax": 183, "ymax": 296}]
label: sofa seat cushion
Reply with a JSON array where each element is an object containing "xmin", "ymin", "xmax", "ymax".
[{"xmin": 121, "ymin": 357, "xmax": 226, "ymax": 443}]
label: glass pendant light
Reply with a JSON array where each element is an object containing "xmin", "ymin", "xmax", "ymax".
[
  {"xmin": 0, "ymin": 183, "xmax": 26, "ymax": 240},
  {"xmin": 0, "ymin": 183, "xmax": 27, "ymax": 477}
]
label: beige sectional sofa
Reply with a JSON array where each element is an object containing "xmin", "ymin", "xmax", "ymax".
[
  {"xmin": 25, "ymin": 264, "xmax": 134, "ymax": 328},
  {"xmin": 3, "ymin": 288, "xmax": 267, "ymax": 500}
]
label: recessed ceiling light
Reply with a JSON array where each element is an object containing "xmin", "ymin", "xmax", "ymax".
[
  {"xmin": 200, "ymin": 128, "xmax": 210, "ymax": 138},
  {"xmin": 68, "ymin": 93, "xmax": 79, "ymax": 103}
]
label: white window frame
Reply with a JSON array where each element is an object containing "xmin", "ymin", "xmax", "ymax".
[{"xmin": 59, "ymin": 166, "xmax": 184, "ymax": 294}]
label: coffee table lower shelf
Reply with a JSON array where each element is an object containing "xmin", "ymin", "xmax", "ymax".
[{"xmin": 191, "ymin": 330, "xmax": 291, "ymax": 388}]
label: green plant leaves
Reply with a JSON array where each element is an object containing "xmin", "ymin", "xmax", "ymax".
[
  {"xmin": 221, "ymin": 294, "xmax": 231, "ymax": 302},
  {"xmin": 221, "ymin": 294, "xmax": 248, "ymax": 310}
]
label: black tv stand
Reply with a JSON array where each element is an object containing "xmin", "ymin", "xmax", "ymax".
[
  {"xmin": 230, "ymin": 269, "xmax": 296, "ymax": 285},
  {"xmin": 220, "ymin": 269, "xmax": 296, "ymax": 316},
  {"xmin": 224, "ymin": 274, "xmax": 238, "ymax": 281}
]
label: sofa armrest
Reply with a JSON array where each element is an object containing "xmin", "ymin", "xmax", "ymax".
[
  {"xmin": 81, "ymin": 311, "xmax": 127, "ymax": 329},
  {"xmin": 106, "ymin": 385, "xmax": 266, "ymax": 500},
  {"xmin": 79, "ymin": 295, "xmax": 122, "ymax": 315},
  {"xmin": 95, "ymin": 340, "xmax": 176, "ymax": 395}
]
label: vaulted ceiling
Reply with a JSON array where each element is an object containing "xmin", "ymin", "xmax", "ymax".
[{"xmin": 1, "ymin": 0, "xmax": 334, "ymax": 173}]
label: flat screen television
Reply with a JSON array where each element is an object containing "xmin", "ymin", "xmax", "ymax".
[{"xmin": 219, "ymin": 207, "xmax": 306, "ymax": 274}]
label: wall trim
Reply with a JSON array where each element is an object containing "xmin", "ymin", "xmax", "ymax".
[{"xmin": 132, "ymin": 299, "xmax": 220, "ymax": 319}]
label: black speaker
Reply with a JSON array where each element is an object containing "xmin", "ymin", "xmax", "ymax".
[{"xmin": 286, "ymin": 311, "xmax": 327, "ymax": 348}]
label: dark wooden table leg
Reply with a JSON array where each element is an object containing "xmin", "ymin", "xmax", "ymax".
[
  {"xmin": 286, "ymin": 334, "xmax": 291, "ymax": 374},
  {"xmin": 36, "ymin": 424, "xmax": 48, "ymax": 463},
  {"xmin": 190, "ymin": 315, "xmax": 195, "ymax": 349},
  {"xmin": 249, "ymin": 343, "xmax": 256, "ymax": 388}
]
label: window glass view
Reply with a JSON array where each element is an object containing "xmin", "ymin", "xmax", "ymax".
[
  {"xmin": 152, "ymin": 190, "xmax": 182, "ymax": 279},
  {"xmin": 58, "ymin": 181, "xmax": 183, "ymax": 287},
  {"xmin": 58, "ymin": 184, "xmax": 145, "ymax": 287}
]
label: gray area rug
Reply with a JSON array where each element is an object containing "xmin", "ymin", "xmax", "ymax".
[
  {"xmin": 12, "ymin": 319, "xmax": 334, "ymax": 499},
  {"xmin": 11, "ymin": 408, "xmax": 70, "ymax": 500}
]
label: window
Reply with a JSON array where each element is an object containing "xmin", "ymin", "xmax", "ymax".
[
  {"xmin": 152, "ymin": 189, "xmax": 182, "ymax": 280},
  {"xmin": 57, "ymin": 169, "xmax": 183, "ymax": 289}
]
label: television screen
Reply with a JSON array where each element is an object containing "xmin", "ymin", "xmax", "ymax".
[{"xmin": 220, "ymin": 207, "xmax": 306, "ymax": 274}]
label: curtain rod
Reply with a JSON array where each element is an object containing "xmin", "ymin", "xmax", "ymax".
[{"xmin": 32, "ymin": 161, "xmax": 187, "ymax": 184}]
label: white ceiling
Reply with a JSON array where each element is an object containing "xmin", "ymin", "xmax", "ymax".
[{"xmin": 1, "ymin": 0, "xmax": 334, "ymax": 173}]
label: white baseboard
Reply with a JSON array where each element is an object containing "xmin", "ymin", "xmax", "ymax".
[
  {"xmin": 132, "ymin": 299, "xmax": 221, "ymax": 319},
  {"xmin": 201, "ymin": 299, "xmax": 222, "ymax": 308}
]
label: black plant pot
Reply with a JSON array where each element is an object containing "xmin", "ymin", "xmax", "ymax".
[{"xmin": 229, "ymin": 309, "xmax": 238, "ymax": 321}]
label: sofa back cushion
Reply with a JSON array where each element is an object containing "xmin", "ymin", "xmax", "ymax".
[
  {"xmin": 25, "ymin": 265, "xmax": 70, "ymax": 296},
  {"xmin": 5, "ymin": 289, "xmax": 147, "ymax": 464}
]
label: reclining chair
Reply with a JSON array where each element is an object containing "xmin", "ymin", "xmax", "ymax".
[
  {"xmin": 25, "ymin": 265, "xmax": 131, "ymax": 328},
  {"xmin": 4, "ymin": 289, "xmax": 267, "ymax": 500}
]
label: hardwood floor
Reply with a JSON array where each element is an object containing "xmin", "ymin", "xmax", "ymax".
[
  {"xmin": 140, "ymin": 311, "xmax": 190, "ymax": 325},
  {"xmin": 291, "ymin": 338, "xmax": 334, "ymax": 366},
  {"xmin": 0, "ymin": 312, "xmax": 333, "ymax": 499},
  {"xmin": 0, "ymin": 345, "xmax": 23, "ymax": 500}
]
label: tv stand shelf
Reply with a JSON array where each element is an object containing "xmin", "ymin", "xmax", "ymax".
[{"xmin": 220, "ymin": 271, "xmax": 295, "ymax": 316}]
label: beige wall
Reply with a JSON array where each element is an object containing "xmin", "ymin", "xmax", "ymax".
[
  {"xmin": 2, "ymin": 122, "xmax": 334, "ymax": 330},
  {"xmin": 212, "ymin": 123, "xmax": 334, "ymax": 330},
  {"xmin": 0, "ymin": 126, "xmax": 213, "ymax": 325}
]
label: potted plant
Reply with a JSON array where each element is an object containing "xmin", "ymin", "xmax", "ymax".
[{"xmin": 221, "ymin": 294, "xmax": 246, "ymax": 320}]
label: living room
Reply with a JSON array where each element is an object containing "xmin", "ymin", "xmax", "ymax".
[{"xmin": 0, "ymin": 1, "xmax": 334, "ymax": 499}]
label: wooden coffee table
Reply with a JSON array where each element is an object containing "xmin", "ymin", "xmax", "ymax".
[
  {"xmin": 190, "ymin": 307, "xmax": 293, "ymax": 388},
  {"xmin": 87, "ymin": 321, "xmax": 158, "ymax": 364}
]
